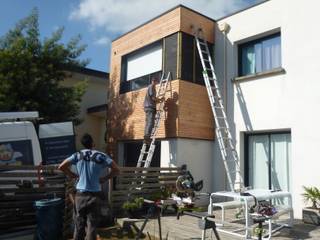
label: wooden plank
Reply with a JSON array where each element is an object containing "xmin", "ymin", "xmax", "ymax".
[
  {"xmin": 118, "ymin": 172, "xmax": 181, "ymax": 177},
  {"xmin": 0, "ymin": 219, "xmax": 36, "ymax": 229},
  {"xmin": 115, "ymin": 182, "xmax": 161, "ymax": 189},
  {"xmin": 0, "ymin": 201, "xmax": 35, "ymax": 208},
  {"xmin": 119, "ymin": 167, "xmax": 181, "ymax": 171},
  {"xmin": 1, "ymin": 187, "xmax": 65, "ymax": 193},
  {"xmin": 0, "ymin": 165, "xmax": 50, "ymax": 170},
  {"xmin": 117, "ymin": 175, "xmax": 179, "ymax": 183},
  {"xmin": 111, "ymin": 193, "xmax": 157, "ymax": 203},
  {"xmin": 0, "ymin": 193, "xmax": 65, "ymax": 201},
  {"xmin": 115, "ymin": 181, "xmax": 176, "ymax": 190},
  {"xmin": 0, "ymin": 172, "xmax": 40, "ymax": 177},
  {"xmin": 111, "ymin": 188, "xmax": 159, "ymax": 196},
  {"xmin": 0, "ymin": 180, "xmax": 65, "ymax": 186}
]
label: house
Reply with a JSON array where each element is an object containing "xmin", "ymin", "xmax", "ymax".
[
  {"xmin": 63, "ymin": 67, "xmax": 108, "ymax": 152},
  {"xmin": 107, "ymin": 5, "xmax": 215, "ymax": 192},
  {"xmin": 107, "ymin": 0, "xmax": 320, "ymax": 218}
]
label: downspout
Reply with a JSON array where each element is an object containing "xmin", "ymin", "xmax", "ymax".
[
  {"xmin": 218, "ymin": 22, "xmax": 230, "ymax": 115},
  {"xmin": 218, "ymin": 22, "xmax": 231, "ymax": 190}
]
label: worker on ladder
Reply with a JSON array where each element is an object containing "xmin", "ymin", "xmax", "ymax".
[{"xmin": 143, "ymin": 77, "xmax": 164, "ymax": 144}]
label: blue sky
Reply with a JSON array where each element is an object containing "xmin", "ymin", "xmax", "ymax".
[{"xmin": 0, "ymin": 0, "xmax": 262, "ymax": 73}]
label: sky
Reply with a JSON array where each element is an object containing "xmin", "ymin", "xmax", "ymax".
[{"xmin": 0, "ymin": 0, "xmax": 263, "ymax": 73}]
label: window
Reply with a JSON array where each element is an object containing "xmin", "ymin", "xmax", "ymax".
[
  {"xmin": 239, "ymin": 33, "xmax": 281, "ymax": 76},
  {"xmin": 180, "ymin": 32, "xmax": 214, "ymax": 85},
  {"xmin": 245, "ymin": 132, "xmax": 291, "ymax": 191},
  {"xmin": 123, "ymin": 141, "xmax": 160, "ymax": 167},
  {"xmin": 120, "ymin": 41, "xmax": 163, "ymax": 93}
]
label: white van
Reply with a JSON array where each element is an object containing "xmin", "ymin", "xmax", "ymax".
[{"xmin": 0, "ymin": 112, "xmax": 75, "ymax": 166}]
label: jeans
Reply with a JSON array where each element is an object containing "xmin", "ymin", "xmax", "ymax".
[
  {"xmin": 144, "ymin": 108, "xmax": 156, "ymax": 138},
  {"xmin": 74, "ymin": 192, "xmax": 99, "ymax": 240}
]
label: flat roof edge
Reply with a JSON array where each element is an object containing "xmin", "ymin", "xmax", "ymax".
[{"xmin": 112, "ymin": 4, "xmax": 215, "ymax": 42}]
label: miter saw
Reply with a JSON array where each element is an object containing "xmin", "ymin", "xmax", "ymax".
[{"xmin": 173, "ymin": 165, "xmax": 204, "ymax": 207}]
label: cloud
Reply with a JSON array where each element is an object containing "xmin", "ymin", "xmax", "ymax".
[
  {"xmin": 94, "ymin": 36, "xmax": 111, "ymax": 46},
  {"xmin": 70, "ymin": 0, "xmax": 262, "ymax": 34}
]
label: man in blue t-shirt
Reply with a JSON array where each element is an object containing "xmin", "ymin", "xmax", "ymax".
[{"xmin": 59, "ymin": 133, "xmax": 120, "ymax": 240}]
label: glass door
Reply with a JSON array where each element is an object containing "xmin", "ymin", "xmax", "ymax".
[{"xmin": 246, "ymin": 132, "xmax": 291, "ymax": 191}]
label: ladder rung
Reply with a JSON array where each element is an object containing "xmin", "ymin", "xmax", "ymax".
[
  {"xmin": 228, "ymin": 170, "xmax": 242, "ymax": 174},
  {"xmin": 217, "ymin": 126, "xmax": 229, "ymax": 129},
  {"xmin": 218, "ymin": 136, "xmax": 231, "ymax": 140},
  {"xmin": 225, "ymin": 160, "xmax": 239, "ymax": 164}
]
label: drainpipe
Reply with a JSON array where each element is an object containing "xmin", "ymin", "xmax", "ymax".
[
  {"xmin": 218, "ymin": 22, "xmax": 231, "ymax": 190},
  {"xmin": 218, "ymin": 22, "xmax": 230, "ymax": 114}
]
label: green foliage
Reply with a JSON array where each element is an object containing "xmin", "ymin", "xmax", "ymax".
[
  {"xmin": 253, "ymin": 226, "xmax": 266, "ymax": 236},
  {"xmin": 150, "ymin": 186, "xmax": 174, "ymax": 201},
  {"xmin": 302, "ymin": 186, "xmax": 320, "ymax": 209},
  {"xmin": 122, "ymin": 197, "xmax": 144, "ymax": 211},
  {"xmin": 0, "ymin": 8, "xmax": 89, "ymax": 123}
]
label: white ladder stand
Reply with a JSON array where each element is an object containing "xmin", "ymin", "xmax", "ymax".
[
  {"xmin": 194, "ymin": 31, "xmax": 244, "ymax": 192},
  {"xmin": 136, "ymin": 72, "xmax": 171, "ymax": 168}
]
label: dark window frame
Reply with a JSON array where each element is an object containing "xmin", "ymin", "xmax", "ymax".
[
  {"xmin": 122, "ymin": 140, "xmax": 161, "ymax": 167},
  {"xmin": 180, "ymin": 32, "xmax": 214, "ymax": 86},
  {"xmin": 244, "ymin": 130, "xmax": 291, "ymax": 189},
  {"xmin": 238, "ymin": 32, "xmax": 281, "ymax": 77},
  {"xmin": 120, "ymin": 40, "xmax": 163, "ymax": 94}
]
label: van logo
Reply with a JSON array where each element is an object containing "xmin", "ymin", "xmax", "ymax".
[{"xmin": 0, "ymin": 144, "xmax": 23, "ymax": 164}]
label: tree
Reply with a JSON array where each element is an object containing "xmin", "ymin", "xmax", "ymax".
[{"xmin": 0, "ymin": 8, "xmax": 88, "ymax": 123}]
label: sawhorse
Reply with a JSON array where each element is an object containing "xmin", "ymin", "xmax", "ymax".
[
  {"xmin": 177, "ymin": 211, "xmax": 220, "ymax": 240},
  {"xmin": 121, "ymin": 200, "xmax": 162, "ymax": 240}
]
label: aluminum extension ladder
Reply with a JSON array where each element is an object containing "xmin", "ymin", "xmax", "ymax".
[
  {"xmin": 195, "ymin": 32, "xmax": 244, "ymax": 192},
  {"xmin": 136, "ymin": 72, "xmax": 171, "ymax": 168}
]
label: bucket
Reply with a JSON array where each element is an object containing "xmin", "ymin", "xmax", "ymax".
[{"xmin": 34, "ymin": 198, "xmax": 64, "ymax": 240}]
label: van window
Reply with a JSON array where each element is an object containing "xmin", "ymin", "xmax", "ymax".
[{"xmin": 0, "ymin": 140, "xmax": 34, "ymax": 165}]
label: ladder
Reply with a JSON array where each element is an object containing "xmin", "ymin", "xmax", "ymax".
[
  {"xmin": 136, "ymin": 72, "xmax": 171, "ymax": 168},
  {"xmin": 195, "ymin": 33, "xmax": 244, "ymax": 192}
]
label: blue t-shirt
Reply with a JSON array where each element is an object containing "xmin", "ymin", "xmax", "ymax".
[{"xmin": 66, "ymin": 149, "xmax": 113, "ymax": 192}]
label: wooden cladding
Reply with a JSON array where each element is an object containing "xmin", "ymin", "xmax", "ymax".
[
  {"xmin": 107, "ymin": 79, "xmax": 213, "ymax": 141},
  {"xmin": 180, "ymin": 7, "xmax": 215, "ymax": 43},
  {"xmin": 178, "ymin": 81, "xmax": 214, "ymax": 139},
  {"xmin": 107, "ymin": 5, "xmax": 215, "ymax": 158}
]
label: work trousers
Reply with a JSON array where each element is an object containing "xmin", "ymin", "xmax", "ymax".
[
  {"xmin": 144, "ymin": 108, "xmax": 156, "ymax": 138},
  {"xmin": 74, "ymin": 192, "xmax": 99, "ymax": 240}
]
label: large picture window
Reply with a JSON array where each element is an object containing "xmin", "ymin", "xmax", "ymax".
[
  {"xmin": 245, "ymin": 132, "xmax": 291, "ymax": 191},
  {"xmin": 120, "ymin": 41, "xmax": 163, "ymax": 93},
  {"xmin": 127, "ymin": 43, "xmax": 162, "ymax": 80},
  {"xmin": 239, "ymin": 33, "xmax": 281, "ymax": 76}
]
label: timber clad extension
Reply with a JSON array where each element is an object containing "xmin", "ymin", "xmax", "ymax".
[{"xmin": 107, "ymin": 5, "xmax": 215, "ymax": 159}]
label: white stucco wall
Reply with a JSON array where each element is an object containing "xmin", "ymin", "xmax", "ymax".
[
  {"xmin": 161, "ymin": 138, "xmax": 213, "ymax": 193},
  {"xmin": 215, "ymin": 0, "xmax": 320, "ymax": 218}
]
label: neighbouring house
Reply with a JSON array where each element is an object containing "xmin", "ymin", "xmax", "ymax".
[
  {"xmin": 107, "ymin": 0, "xmax": 320, "ymax": 219},
  {"xmin": 64, "ymin": 67, "xmax": 108, "ymax": 152}
]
